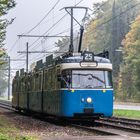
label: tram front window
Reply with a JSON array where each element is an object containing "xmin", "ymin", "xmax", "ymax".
[{"xmin": 72, "ymin": 70, "xmax": 112, "ymax": 89}]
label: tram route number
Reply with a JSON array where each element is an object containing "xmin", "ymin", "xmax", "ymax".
[{"xmin": 83, "ymin": 52, "xmax": 94, "ymax": 62}]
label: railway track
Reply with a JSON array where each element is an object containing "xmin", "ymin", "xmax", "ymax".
[
  {"xmin": 70, "ymin": 123, "xmax": 119, "ymax": 135},
  {"xmin": 69, "ymin": 116, "xmax": 140, "ymax": 136},
  {"xmin": 101, "ymin": 117, "xmax": 140, "ymax": 128},
  {"xmin": 0, "ymin": 100, "xmax": 140, "ymax": 136},
  {"xmin": 94, "ymin": 116, "xmax": 140, "ymax": 135},
  {"xmin": 0, "ymin": 100, "xmax": 12, "ymax": 110},
  {"xmin": 95, "ymin": 120, "xmax": 140, "ymax": 134},
  {"xmin": 71, "ymin": 118, "xmax": 140, "ymax": 137}
]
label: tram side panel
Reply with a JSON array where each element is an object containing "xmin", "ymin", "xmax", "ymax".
[
  {"xmin": 43, "ymin": 68, "xmax": 61, "ymax": 115},
  {"xmin": 12, "ymin": 79, "xmax": 18, "ymax": 108},
  {"xmin": 28, "ymin": 72, "xmax": 42, "ymax": 113}
]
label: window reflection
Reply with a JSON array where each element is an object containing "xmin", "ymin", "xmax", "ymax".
[{"xmin": 61, "ymin": 70, "xmax": 113, "ymax": 89}]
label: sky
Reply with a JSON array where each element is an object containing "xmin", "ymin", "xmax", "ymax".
[{"xmin": 5, "ymin": 0, "xmax": 105, "ymax": 78}]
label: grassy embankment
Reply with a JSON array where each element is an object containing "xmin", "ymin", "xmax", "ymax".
[
  {"xmin": 0, "ymin": 115, "xmax": 36, "ymax": 140},
  {"xmin": 114, "ymin": 109, "xmax": 140, "ymax": 120}
]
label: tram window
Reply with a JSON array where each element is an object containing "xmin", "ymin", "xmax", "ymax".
[
  {"xmin": 32, "ymin": 76, "xmax": 35, "ymax": 91},
  {"xmin": 44, "ymin": 70, "xmax": 48, "ymax": 90},
  {"xmin": 39, "ymin": 72, "xmax": 43, "ymax": 90},
  {"xmin": 35, "ymin": 73, "xmax": 39, "ymax": 91},
  {"xmin": 51, "ymin": 68, "xmax": 56, "ymax": 89},
  {"xmin": 56, "ymin": 68, "xmax": 61, "ymax": 89},
  {"xmin": 30, "ymin": 76, "xmax": 32, "ymax": 91},
  {"xmin": 47, "ymin": 69, "xmax": 52, "ymax": 89},
  {"xmin": 12, "ymin": 81, "xmax": 15, "ymax": 92},
  {"xmin": 16, "ymin": 80, "xmax": 19, "ymax": 92},
  {"xmin": 61, "ymin": 70, "xmax": 72, "ymax": 88},
  {"xmin": 72, "ymin": 70, "xmax": 113, "ymax": 89},
  {"xmin": 105, "ymin": 71, "xmax": 113, "ymax": 88}
]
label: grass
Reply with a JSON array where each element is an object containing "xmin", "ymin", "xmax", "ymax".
[
  {"xmin": 0, "ymin": 115, "xmax": 36, "ymax": 140},
  {"xmin": 113, "ymin": 109, "xmax": 140, "ymax": 120}
]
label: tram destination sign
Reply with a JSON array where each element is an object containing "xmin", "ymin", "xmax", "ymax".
[{"xmin": 83, "ymin": 52, "xmax": 94, "ymax": 62}]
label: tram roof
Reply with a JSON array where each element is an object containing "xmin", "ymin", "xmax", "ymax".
[{"xmin": 61, "ymin": 56, "xmax": 111, "ymax": 64}]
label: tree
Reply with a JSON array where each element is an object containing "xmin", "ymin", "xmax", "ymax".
[
  {"xmin": 0, "ymin": 0, "xmax": 16, "ymax": 96},
  {"xmin": 119, "ymin": 15, "xmax": 140, "ymax": 102},
  {"xmin": 83, "ymin": 0, "xmax": 140, "ymax": 77},
  {"xmin": 82, "ymin": 0, "xmax": 140, "ymax": 100}
]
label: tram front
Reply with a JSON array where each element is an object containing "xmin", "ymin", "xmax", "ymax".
[{"xmin": 59, "ymin": 52, "xmax": 113, "ymax": 118}]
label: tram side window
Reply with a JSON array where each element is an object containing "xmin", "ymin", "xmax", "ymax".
[
  {"xmin": 44, "ymin": 70, "xmax": 48, "ymax": 90},
  {"xmin": 32, "ymin": 76, "xmax": 35, "ymax": 92},
  {"xmin": 21, "ymin": 77, "xmax": 25, "ymax": 92},
  {"xmin": 20, "ymin": 78, "xmax": 23, "ymax": 92},
  {"xmin": 51, "ymin": 68, "xmax": 55, "ymax": 89},
  {"xmin": 47, "ymin": 69, "xmax": 52, "ymax": 90},
  {"xmin": 39, "ymin": 72, "xmax": 42, "ymax": 90},
  {"xmin": 61, "ymin": 70, "xmax": 71, "ymax": 88},
  {"xmin": 12, "ymin": 80, "xmax": 15, "ymax": 93},
  {"xmin": 56, "ymin": 69, "xmax": 61, "ymax": 89},
  {"xmin": 35, "ymin": 73, "xmax": 39, "ymax": 91},
  {"xmin": 16, "ymin": 80, "xmax": 19, "ymax": 92}
]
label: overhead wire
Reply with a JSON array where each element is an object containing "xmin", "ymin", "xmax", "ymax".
[
  {"xmin": 11, "ymin": 0, "xmax": 88, "ymax": 69},
  {"xmin": 8, "ymin": 38, "xmax": 20, "ymax": 53},
  {"xmin": 25, "ymin": 0, "xmax": 86, "ymax": 64},
  {"xmin": 28, "ymin": 0, "xmax": 86, "ymax": 49},
  {"xmin": 8, "ymin": 0, "xmax": 61, "ymax": 62},
  {"xmin": 4, "ymin": 0, "xmax": 87, "ymax": 76},
  {"xmin": 82, "ymin": 0, "xmax": 140, "ymax": 53},
  {"xmin": 30, "ymin": 0, "xmax": 89, "ymax": 51},
  {"xmin": 87, "ymin": 1, "xmax": 140, "ymax": 34},
  {"xmin": 22, "ymin": 0, "xmax": 61, "ymax": 35}
]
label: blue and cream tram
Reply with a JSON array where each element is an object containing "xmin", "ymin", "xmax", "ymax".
[{"xmin": 12, "ymin": 51, "xmax": 113, "ymax": 119}]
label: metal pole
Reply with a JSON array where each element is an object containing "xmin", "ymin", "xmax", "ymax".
[
  {"xmin": 8, "ymin": 56, "xmax": 10, "ymax": 100},
  {"xmin": 69, "ymin": 8, "xmax": 74, "ymax": 53},
  {"xmin": 78, "ymin": 26, "xmax": 84, "ymax": 52},
  {"xmin": 26, "ymin": 42, "xmax": 29, "ymax": 73}
]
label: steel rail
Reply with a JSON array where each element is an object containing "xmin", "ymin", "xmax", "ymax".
[
  {"xmin": 111, "ymin": 116, "xmax": 140, "ymax": 123},
  {"xmin": 0, "ymin": 102, "xmax": 12, "ymax": 110},
  {"xmin": 70, "ymin": 124, "xmax": 118, "ymax": 136},
  {"xmin": 95, "ymin": 120, "xmax": 140, "ymax": 134},
  {"xmin": 101, "ymin": 117, "xmax": 140, "ymax": 128}
]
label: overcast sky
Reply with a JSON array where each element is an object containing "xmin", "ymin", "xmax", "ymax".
[{"xmin": 5, "ymin": 0, "xmax": 105, "ymax": 78}]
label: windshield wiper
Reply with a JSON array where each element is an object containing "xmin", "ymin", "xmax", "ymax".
[
  {"xmin": 85, "ymin": 85, "xmax": 93, "ymax": 88},
  {"xmin": 73, "ymin": 73, "xmax": 105, "ymax": 84},
  {"xmin": 93, "ymin": 86, "xmax": 105, "ymax": 88}
]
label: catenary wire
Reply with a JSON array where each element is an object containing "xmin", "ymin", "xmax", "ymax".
[{"xmin": 22, "ymin": 0, "xmax": 61, "ymax": 35}]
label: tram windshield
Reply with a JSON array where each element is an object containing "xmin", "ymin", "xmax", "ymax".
[{"xmin": 61, "ymin": 70, "xmax": 113, "ymax": 89}]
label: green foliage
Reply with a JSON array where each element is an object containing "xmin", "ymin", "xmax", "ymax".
[
  {"xmin": 0, "ymin": 0, "xmax": 15, "ymax": 96},
  {"xmin": 82, "ymin": 0, "xmax": 140, "ymax": 102},
  {"xmin": 0, "ymin": 133, "xmax": 9, "ymax": 140},
  {"xmin": 0, "ymin": 0, "xmax": 16, "ymax": 15},
  {"xmin": 0, "ymin": 115, "xmax": 36, "ymax": 140},
  {"xmin": 118, "ymin": 15, "xmax": 140, "ymax": 102},
  {"xmin": 0, "ymin": 133, "xmax": 36, "ymax": 140},
  {"xmin": 83, "ymin": 0, "xmax": 140, "ymax": 77}
]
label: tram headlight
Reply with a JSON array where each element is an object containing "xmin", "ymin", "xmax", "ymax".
[{"xmin": 87, "ymin": 97, "xmax": 92, "ymax": 103}]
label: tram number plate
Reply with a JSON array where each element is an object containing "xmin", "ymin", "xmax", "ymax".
[
  {"xmin": 83, "ymin": 52, "xmax": 94, "ymax": 62},
  {"xmin": 84, "ymin": 108, "xmax": 94, "ymax": 114}
]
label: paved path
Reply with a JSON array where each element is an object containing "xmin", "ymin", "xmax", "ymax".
[
  {"xmin": 114, "ymin": 104, "xmax": 140, "ymax": 111},
  {"xmin": 42, "ymin": 136, "xmax": 140, "ymax": 140}
]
